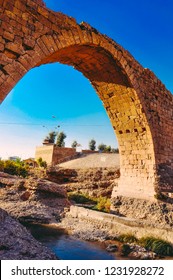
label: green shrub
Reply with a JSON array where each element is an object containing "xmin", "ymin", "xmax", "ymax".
[
  {"xmin": 139, "ymin": 236, "xmax": 173, "ymax": 256},
  {"xmin": 118, "ymin": 233, "xmax": 138, "ymax": 243},
  {"xmin": 94, "ymin": 196, "xmax": 111, "ymax": 213},
  {"xmin": 37, "ymin": 157, "xmax": 47, "ymax": 168},
  {"xmin": 139, "ymin": 236, "xmax": 156, "ymax": 249},
  {"xmin": 68, "ymin": 192, "xmax": 97, "ymax": 204},
  {"xmin": 121, "ymin": 244, "xmax": 132, "ymax": 256},
  {"xmin": 152, "ymin": 240, "xmax": 173, "ymax": 256},
  {"xmin": 0, "ymin": 160, "xmax": 28, "ymax": 177},
  {"xmin": 68, "ymin": 192, "xmax": 111, "ymax": 213}
]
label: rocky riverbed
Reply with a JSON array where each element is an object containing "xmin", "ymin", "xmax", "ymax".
[
  {"xmin": 47, "ymin": 215, "xmax": 157, "ymax": 260},
  {"xmin": 0, "ymin": 170, "xmax": 173, "ymax": 260}
]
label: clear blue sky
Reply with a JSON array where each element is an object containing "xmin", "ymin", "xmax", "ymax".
[{"xmin": 0, "ymin": 0, "xmax": 173, "ymax": 159}]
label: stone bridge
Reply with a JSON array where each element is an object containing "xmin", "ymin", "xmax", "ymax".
[{"xmin": 0, "ymin": 0, "xmax": 173, "ymax": 199}]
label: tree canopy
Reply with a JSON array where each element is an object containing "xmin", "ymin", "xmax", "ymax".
[
  {"xmin": 71, "ymin": 140, "xmax": 78, "ymax": 148},
  {"xmin": 56, "ymin": 131, "xmax": 67, "ymax": 147},
  {"xmin": 43, "ymin": 131, "xmax": 57, "ymax": 144},
  {"xmin": 89, "ymin": 139, "xmax": 96, "ymax": 151}
]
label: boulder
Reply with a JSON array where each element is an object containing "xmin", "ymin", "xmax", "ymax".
[
  {"xmin": 0, "ymin": 173, "xmax": 71, "ymax": 224},
  {"xmin": 0, "ymin": 208, "xmax": 57, "ymax": 260},
  {"xmin": 106, "ymin": 244, "xmax": 118, "ymax": 252},
  {"xmin": 25, "ymin": 178, "xmax": 67, "ymax": 197}
]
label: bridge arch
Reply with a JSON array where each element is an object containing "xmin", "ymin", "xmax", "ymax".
[{"xmin": 0, "ymin": 0, "xmax": 173, "ymax": 199}]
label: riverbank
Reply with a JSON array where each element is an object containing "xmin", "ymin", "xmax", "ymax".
[
  {"xmin": 25, "ymin": 223, "xmax": 117, "ymax": 260},
  {"xmin": 25, "ymin": 222, "xmax": 156, "ymax": 260},
  {"xmin": 1, "ymin": 170, "xmax": 173, "ymax": 260},
  {"xmin": 55, "ymin": 205, "xmax": 173, "ymax": 260},
  {"xmin": 64, "ymin": 205, "xmax": 173, "ymax": 243}
]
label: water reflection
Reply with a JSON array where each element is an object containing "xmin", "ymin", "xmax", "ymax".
[{"xmin": 26, "ymin": 224, "xmax": 116, "ymax": 260}]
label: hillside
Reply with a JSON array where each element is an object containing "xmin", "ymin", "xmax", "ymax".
[{"xmin": 58, "ymin": 153, "xmax": 120, "ymax": 169}]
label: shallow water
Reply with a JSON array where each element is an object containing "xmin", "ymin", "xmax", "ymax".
[{"xmin": 26, "ymin": 224, "xmax": 116, "ymax": 260}]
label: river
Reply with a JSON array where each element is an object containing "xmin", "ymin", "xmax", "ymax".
[{"xmin": 26, "ymin": 224, "xmax": 116, "ymax": 260}]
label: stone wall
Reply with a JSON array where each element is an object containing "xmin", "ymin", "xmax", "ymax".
[
  {"xmin": 68, "ymin": 206, "xmax": 173, "ymax": 243},
  {"xmin": 0, "ymin": 0, "xmax": 173, "ymax": 199},
  {"xmin": 35, "ymin": 145, "xmax": 77, "ymax": 165},
  {"xmin": 35, "ymin": 145, "xmax": 54, "ymax": 165},
  {"xmin": 35, "ymin": 145, "xmax": 99, "ymax": 165},
  {"xmin": 82, "ymin": 150, "xmax": 97, "ymax": 155},
  {"xmin": 52, "ymin": 146, "xmax": 77, "ymax": 165}
]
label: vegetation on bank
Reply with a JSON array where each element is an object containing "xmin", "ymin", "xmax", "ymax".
[
  {"xmin": 66, "ymin": 192, "xmax": 173, "ymax": 258},
  {"xmin": 139, "ymin": 236, "xmax": 173, "ymax": 256},
  {"xmin": 68, "ymin": 192, "xmax": 97, "ymax": 204},
  {"xmin": 116, "ymin": 233, "xmax": 173, "ymax": 257},
  {"xmin": 67, "ymin": 192, "xmax": 111, "ymax": 213},
  {"xmin": 118, "ymin": 233, "xmax": 138, "ymax": 243},
  {"xmin": 93, "ymin": 196, "xmax": 111, "ymax": 213}
]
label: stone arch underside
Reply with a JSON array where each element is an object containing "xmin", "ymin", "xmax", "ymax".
[{"xmin": 0, "ymin": 0, "xmax": 173, "ymax": 200}]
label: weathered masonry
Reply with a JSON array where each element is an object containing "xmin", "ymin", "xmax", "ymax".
[{"xmin": 0, "ymin": 0, "xmax": 173, "ymax": 199}]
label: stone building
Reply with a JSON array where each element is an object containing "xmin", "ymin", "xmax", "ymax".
[{"xmin": 35, "ymin": 144, "xmax": 96, "ymax": 166}]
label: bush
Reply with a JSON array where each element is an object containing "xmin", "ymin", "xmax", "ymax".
[
  {"xmin": 139, "ymin": 236, "xmax": 173, "ymax": 256},
  {"xmin": 139, "ymin": 236, "xmax": 156, "ymax": 249},
  {"xmin": 118, "ymin": 234, "xmax": 138, "ymax": 243},
  {"xmin": 111, "ymin": 148, "xmax": 119, "ymax": 153},
  {"xmin": 37, "ymin": 157, "xmax": 47, "ymax": 168},
  {"xmin": 68, "ymin": 192, "xmax": 111, "ymax": 212},
  {"xmin": 121, "ymin": 244, "xmax": 132, "ymax": 256},
  {"xmin": 152, "ymin": 240, "xmax": 173, "ymax": 256},
  {"xmin": 68, "ymin": 192, "xmax": 97, "ymax": 204},
  {"xmin": 0, "ymin": 160, "xmax": 28, "ymax": 177},
  {"xmin": 95, "ymin": 196, "xmax": 111, "ymax": 213}
]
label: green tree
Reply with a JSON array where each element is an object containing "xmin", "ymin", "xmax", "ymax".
[
  {"xmin": 98, "ymin": 143, "xmax": 107, "ymax": 152},
  {"xmin": 56, "ymin": 131, "xmax": 67, "ymax": 147},
  {"xmin": 105, "ymin": 145, "xmax": 111, "ymax": 153},
  {"xmin": 71, "ymin": 140, "xmax": 78, "ymax": 148},
  {"xmin": 111, "ymin": 148, "xmax": 119, "ymax": 153},
  {"xmin": 43, "ymin": 131, "xmax": 57, "ymax": 144},
  {"xmin": 89, "ymin": 139, "xmax": 96, "ymax": 151}
]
